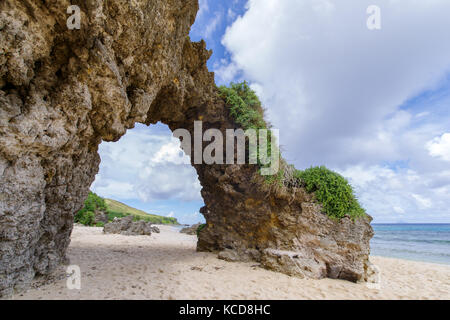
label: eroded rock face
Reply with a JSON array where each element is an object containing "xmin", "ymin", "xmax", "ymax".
[
  {"xmin": 197, "ymin": 170, "xmax": 375, "ymax": 282},
  {"xmin": 0, "ymin": 0, "xmax": 374, "ymax": 296}
]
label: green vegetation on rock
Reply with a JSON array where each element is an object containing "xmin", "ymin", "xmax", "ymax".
[
  {"xmin": 294, "ymin": 166, "xmax": 366, "ymax": 220},
  {"xmin": 218, "ymin": 81, "xmax": 267, "ymax": 130},
  {"xmin": 196, "ymin": 223, "xmax": 206, "ymax": 236},
  {"xmin": 263, "ymin": 164, "xmax": 286, "ymax": 188},
  {"xmin": 74, "ymin": 192, "xmax": 106, "ymax": 226},
  {"xmin": 218, "ymin": 81, "xmax": 277, "ymax": 169}
]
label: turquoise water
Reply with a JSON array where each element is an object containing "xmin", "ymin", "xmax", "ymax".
[{"xmin": 371, "ymin": 224, "xmax": 450, "ymax": 265}]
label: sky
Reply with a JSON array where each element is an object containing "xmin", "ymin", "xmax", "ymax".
[{"xmin": 92, "ymin": 0, "xmax": 450, "ymax": 224}]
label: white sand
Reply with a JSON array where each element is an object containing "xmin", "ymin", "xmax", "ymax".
[{"xmin": 11, "ymin": 225, "xmax": 450, "ymax": 300}]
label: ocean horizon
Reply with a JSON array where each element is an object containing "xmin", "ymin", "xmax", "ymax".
[{"xmin": 371, "ymin": 223, "xmax": 450, "ymax": 265}]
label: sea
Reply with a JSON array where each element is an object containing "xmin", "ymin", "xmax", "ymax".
[{"xmin": 371, "ymin": 224, "xmax": 450, "ymax": 265}]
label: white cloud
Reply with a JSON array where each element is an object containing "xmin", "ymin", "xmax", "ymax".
[
  {"xmin": 197, "ymin": 0, "xmax": 210, "ymax": 20},
  {"xmin": 191, "ymin": 0, "xmax": 225, "ymax": 42},
  {"xmin": 393, "ymin": 206, "xmax": 405, "ymax": 214},
  {"xmin": 91, "ymin": 179, "xmax": 135, "ymax": 200},
  {"xmin": 152, "ymin": 137, "xmax": 191, "ymax": 165},
  {"xmin": 340, "ymin": 165, "xmax": 448, "ymax": 222},
  {"xmin": 416, "ymin": 112, "xmax": 430, "ymax": 118},
  {"xmin": 427, "ymin": 133, "xmax": 450, "ymax": 161},
  {"xmin": 220, "ymin": 0, "xmax": 450, "ymax": 222},
  {"xmin": 203, "ymin": 11, "xmax": 223, "ymax": 39},
  {"xmin": 214, "ymin": 59, "xmax": 240, "ymax": 84},
  {"xmin": 176, "ymin": 212, "xmax": 203, "ymax": 225},
  {"xmin": 412, "ymin": 194, "xmax": 432, "ymax": 209},
  {"xmin": 227, "ymin": 8, "xmax": 237, "ymax": 22}
]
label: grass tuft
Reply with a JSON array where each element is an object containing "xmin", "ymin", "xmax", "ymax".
[{"xmin": 218, "ymin": 81, "xmax": 278, "ymax": 170}]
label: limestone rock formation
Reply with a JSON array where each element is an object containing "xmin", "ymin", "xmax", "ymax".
[
  {"xmin": 103, "ymin": 216, "xmax": 159, "ymax": 236},
  {"xmin": 94, "ymin": 212, "xmax": 109, "ymax": 225},
  {"xmin": 0, "ymin": 0, "xmax": 374, "ymax": 296}
]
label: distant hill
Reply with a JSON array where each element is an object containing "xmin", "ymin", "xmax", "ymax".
[{"xmin": 104, "ymin": 198, "xmax": 179, "ymax": 225}]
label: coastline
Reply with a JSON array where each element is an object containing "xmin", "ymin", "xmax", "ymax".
[{"xmin": 9, "ymin": 225, "xmax": 450, "ymax": 300}]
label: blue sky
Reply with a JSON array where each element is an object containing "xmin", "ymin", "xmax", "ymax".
[
  {"xmin": 190, "ymin": 0, "xmax": 248, "ymax": 77},
  {"xmin": 92, "ymin": 0, "xmax": 450, "ymax": 224}
]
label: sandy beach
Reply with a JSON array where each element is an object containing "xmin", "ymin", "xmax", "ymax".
[{"xmin": 10, "ymin": 225, "xmax": 450, "ymax": 300}]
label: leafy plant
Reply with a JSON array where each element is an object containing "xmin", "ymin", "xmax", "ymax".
[
  {"xmin": 263, "ymin": 165, "xmax": 285, "ymax": 188},
  {"xmin": 74, "ymin": 191, "xmax": 107, "ymax": 226},
  {"xmin": 83, "ymin": 191, "xmax": 107, "ymax": 212},
  {"xmin": 294, "ymin": 166, "xmax": 366, "ymax": 220},
  {"xmin": 218, "ymin": 81, "xmax": 267, "ymax": 130},
  {"xmin": 74, "ymin": 210, "xmax": 96, "ymax": 226},
  {"xmin": 196, "ymin": 224, "xmax": 206, "ymax": 237}
]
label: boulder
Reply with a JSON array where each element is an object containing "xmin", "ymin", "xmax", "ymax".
[
  {"xmin": 94, "ymin": 212, "xmax": 109, "ymax": 225},
  {"xmin": 180, "ymin": 223, "xmax": 201, "ymax": 235},
  {"xmin": 151, "ymin": 226, "xmax": 161, "ymax": 234},
  {"xmin": 103, "ymin": 216, "xmax": 157, "ymax": 236}
]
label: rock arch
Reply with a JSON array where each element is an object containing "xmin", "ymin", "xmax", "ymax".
[{"xmin": 0, "ymin": 0, "xmax": 374, "ymax": 296}]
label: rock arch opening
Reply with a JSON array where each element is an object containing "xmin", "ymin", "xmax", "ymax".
[{"xmin": 90, "ymin": 122, "xmax": 205, "ymax": 227}]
